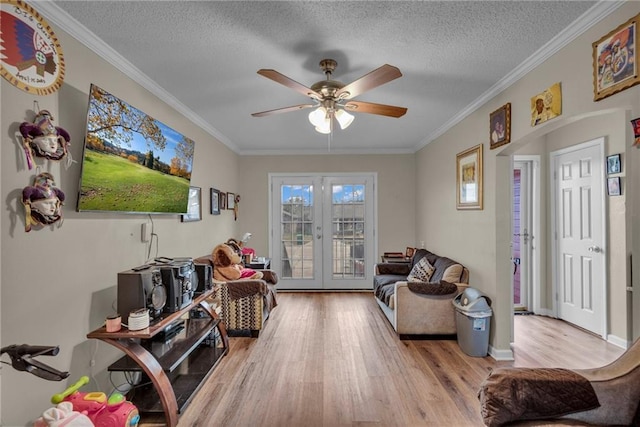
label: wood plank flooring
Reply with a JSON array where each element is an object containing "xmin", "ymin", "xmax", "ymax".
[{"xmin": 143, "ymin": 292, "xmax": 626, "ymax": 427}]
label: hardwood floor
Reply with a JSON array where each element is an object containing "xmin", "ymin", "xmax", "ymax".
[{"xmin": 144, "ymin": 292, "xmax": 625, "ymax": 427}]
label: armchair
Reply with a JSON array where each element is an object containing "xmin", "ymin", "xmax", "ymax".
[
  {"xmin": 194, "ymin": 255, "xmax": 278, "ymax": 337},
  {"xmin": 478, "ymin": 337, "xmax": 640, "ymax": 426}
]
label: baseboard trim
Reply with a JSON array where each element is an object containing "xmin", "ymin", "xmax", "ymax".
[
  {"xmin": 607, "ymin": 334, "xmax": 629, "ymax": 349},
  {"xmin": 489, "ymin": 345, "xmax": 514, "ymax": 361}
]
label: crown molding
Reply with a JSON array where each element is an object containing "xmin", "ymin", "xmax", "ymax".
[
  {"xmin": 34, "ymin": 0, "xmax": 239, "ymax": 153},
  {"xmin": 416, "ymin": 0, "xmax": 626, "ymax": 151}
]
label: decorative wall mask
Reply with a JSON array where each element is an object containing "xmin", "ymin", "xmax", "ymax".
[
  {"xmin": 22, "ymin": 172, "xmax": 65, "ymax": 232},
  {"xmin": 20, "ymin": 110, "xmax": 71, "ymax": 169}
]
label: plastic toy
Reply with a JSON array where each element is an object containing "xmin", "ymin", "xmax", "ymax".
[{"xmin": 51, "ymin": 376, "xmax": 140, "ymax": 427}]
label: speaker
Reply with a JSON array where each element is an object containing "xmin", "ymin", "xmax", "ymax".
[
  {"xmin": 194, "ymin": 263, "xmax": 213, "ymax": 295},
  {"xmin": 117, "ymin": 267, "xmax": 166, "ymax": 320},
  {"xmin": 160, "ymin": 260, "xmax": 195, "ymax": 313}
]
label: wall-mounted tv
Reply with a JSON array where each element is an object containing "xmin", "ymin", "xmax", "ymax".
[{"xmin": 77, "ymin": 84, "xmax": 195, "ymax": 214}]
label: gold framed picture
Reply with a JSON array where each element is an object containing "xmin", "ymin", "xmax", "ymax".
[
  {"xmin": 456, "ymin": 144, "xmax": 483, "ymax": 210},
  {"xmin": 593, "ymin": 13, "xmax": 640, "ymax": 101},
  {"xmin": 531, "ymin": 82, "xmax": 562, "ymax": 127},
  {"xmin": 489, "ymin": 103, "xmax": 511, "ymax": 150}
]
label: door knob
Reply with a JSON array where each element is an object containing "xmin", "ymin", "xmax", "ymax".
[{"xmin": 588, "ymin": 246, "xmax": 602, "ymax": 253}]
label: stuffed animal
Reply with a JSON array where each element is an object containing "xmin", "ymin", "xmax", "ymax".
[
  {"xmin": 212, "ymin": 243, "xmax": 263, "ymax": 281},
  {"xmin": 34, "ymin": 401, "xmax": 93, "ymax": 427}
]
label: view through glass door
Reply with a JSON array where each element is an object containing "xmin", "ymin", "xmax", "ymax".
[{"xmin": 270, "ymin": 174, "xmax": 375, "ymax": 290}]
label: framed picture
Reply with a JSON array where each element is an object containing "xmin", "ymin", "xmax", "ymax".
[
  {"xmin": 210, "ymin": 188, "xmax": 220, "ymax": 215},
  {"xmin": 607, "ymin": 154, "xmax": 622, "ymax": 174},
  {"xmin": 227, "ymin": 192, "xmax": 235, "ymax": 210},
  {"xmin": 531, "ymin": 82, "xmax": 562, "ymax": 127},
  {"xmin": 456, "ymin": 144, "xmax": 483, "ymax": 210},
  {"xmin": 405, "ymin": 247, "xmax": 415, "ymax": 259},
  {"xmin": 220, "ymin": 192, "xmax": 226, "ymax": 210},
  {"xmin": 607, "ymin": 176, "xmax": 622, "ymax": 196},
  {"xmin": 593, "ymin": 13, "xmax": 640, "ymax": 101},
  {"xmin": 181, "ymin": 186, "xmax": 201, "ymax": 222},
  {"xmin": 489, "ymin": 103, "xmax": 511, "ymax": 150}
]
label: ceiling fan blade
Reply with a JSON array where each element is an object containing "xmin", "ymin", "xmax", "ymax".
[
  {"xmin": 257, "ymin": 69, "xmax": 323, "ymax": 100},
  {"xmin": 343, "ymin": 101, "xmax": 407, "ymax": 118},
  {"xmin": 336, "ymin": 64, "xmax": 403, "ymax": 100},
  {"xmin": 251, "ymin": 104, "xmax": 315, "ymax": 117}
]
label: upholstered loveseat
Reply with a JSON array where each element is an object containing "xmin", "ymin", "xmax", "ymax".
[
  {"xmin": 373, "ymin": 248, "xmax": 469, "ymax": 337},
  {"xmin": 194, "ymin": 254, "xmax": 278, "ymax": 337}
]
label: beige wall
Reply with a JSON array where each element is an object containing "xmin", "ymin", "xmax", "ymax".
[
  {"xmin": 416, "ymin": 2, "xmax": 640, "ymax": 354},
  {"xmin": 0, "ymin": 23, "xmax": 240, "ymax": 424},
  {"xmin": 3, "ymin": 1, "xmax": 640, "ymax": 424}
]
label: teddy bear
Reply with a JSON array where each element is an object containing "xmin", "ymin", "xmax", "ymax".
[{"xmin": 212, "ymin": 243, "xmax": 263, "ymax": 281}]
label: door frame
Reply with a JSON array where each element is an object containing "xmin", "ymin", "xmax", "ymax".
[
  {"xmin": 268, "ymin": 172, "xmax": 378, "ymax": 290},
  {"xmin": 511, "ymin": 155, "xmax": 541, "ymax": 344},
  {"xmin": 513, "ymin": 156, "xmax": 541, "ymax": 315},
  {"xmin": 549, "ymin": 137, "xmax": 608, "ymax": 338}
]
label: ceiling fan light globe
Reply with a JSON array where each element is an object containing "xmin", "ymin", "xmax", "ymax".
[
  {"xmin": 308, "ymin": 107, "xmax": 327, "ymax": 128},
  {"xmin": 315, "ymin": 117, "xmax": 331, "ymax": 134},
  {"xmin": 335, "ymin": 109, "xmax": 355, "ymax": 130}
]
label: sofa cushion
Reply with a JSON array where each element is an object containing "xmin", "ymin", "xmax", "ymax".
[
  {"xmin": 442, "ymin": 264, "xmax": 464, "ymax": 283},
  {"xmin": 407, "ymin": 257, "xmax": 435, "ymax": 283},
  {"xmin": 431, "ymin": 256, "xmax": 464, "ymax": 283}
]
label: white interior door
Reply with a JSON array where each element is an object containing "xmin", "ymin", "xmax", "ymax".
[
  {"xmin": 552, "ymin": 139, "xmax": 606, "ymax": 337},
  {"xmin": 270, "ymin": 174, "xmax": 375, "ymax": 290}
]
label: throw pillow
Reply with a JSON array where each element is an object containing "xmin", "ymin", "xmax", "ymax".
[{"xmin": 407, "ymin": 257, "xmax": 435, "ymax": 283}]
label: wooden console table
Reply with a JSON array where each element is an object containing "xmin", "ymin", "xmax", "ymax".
[{"xmin": 87, "ymin": 288, "xmax": 228, "ymax": 427}]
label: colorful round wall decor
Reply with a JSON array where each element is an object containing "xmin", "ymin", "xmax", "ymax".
[{"xmin": 1, "ymin": 0, "xmax": 65, "ymax": 95}]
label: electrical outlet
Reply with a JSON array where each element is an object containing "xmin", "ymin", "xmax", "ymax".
[
  {"xmin": 90, "ymin": 359, "xmax": 95, "ymax": 367},
  {"xmin": 141, "ymin": 223, "xmax": 151, "ymax": 242}
]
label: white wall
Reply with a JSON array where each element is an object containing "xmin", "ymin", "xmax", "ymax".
[
  {"xmin": 416, "ymin": 2, "xmax": 640, "ymax": 354},
  {"xmin": 0, "ymin": 23, "xmax": 240, "ymax": 425}
]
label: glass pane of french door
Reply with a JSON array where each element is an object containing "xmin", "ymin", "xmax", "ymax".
[{"xmin": 270, "ymin": 174, "xmax": 375, "ymax": 290}]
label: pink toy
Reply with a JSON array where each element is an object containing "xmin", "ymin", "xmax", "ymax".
[{"xmin": 51, "ymin": 376, "xmax": 140, "ymax": 427}]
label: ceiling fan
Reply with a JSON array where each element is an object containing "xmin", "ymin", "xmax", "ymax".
[{"xmin": 251, "ymin": 59, "xmax": 407, "ymax": 134}]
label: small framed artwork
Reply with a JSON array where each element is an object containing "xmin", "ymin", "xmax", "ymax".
[
  {"xmin": 220, "ymin": 192, "xmax": 227, "ymax": 210},
  {"xmin": 607, "ymin": 176, "xmax": 621, "ymax": 196},
  {"xmin": 593, "ymin": 13, "xmax": 640, "ymax": 101},
  {"xmin": 456, "ymin": 144, "xmax": 483, "ymax": 210},
  {"xmin": 210, "ymin": 188, "xmax": 220, "ymax": 215},
  {"xmin": 489, "ymin": 103, "xmax": 511, "ymax": 150},
  {"xmin": 405, "ymin": 247, "xmax": 415, "ymax": 259},
  {"xmin": 531, "ymin": 82, "xmax": 562, "ymax": 127},
  {"xmin": 227, "ymin": 192, "xmax": 235, "ymax": 210},
  {"xmin": 606, "ymin": 154, "xmax": 621, "ymax": 174},
  {"xmin": 181, "ymin": 186, "xmax": 201, "ymax": 222}
]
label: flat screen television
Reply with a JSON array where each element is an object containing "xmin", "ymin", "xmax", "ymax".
[{"xmin": 77, "ymin": 84, "xmax": 195, "ymax": 214}]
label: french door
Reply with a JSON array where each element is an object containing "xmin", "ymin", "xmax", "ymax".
[{"xmin": 269, "ymin": 174, "xmax": 376, "ymax": 290}]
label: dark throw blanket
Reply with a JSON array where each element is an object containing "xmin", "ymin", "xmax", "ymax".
[
  {"xmin": 478, "ymin": 367, "xmax": 600, "ymax": 427},
  {"xmin": 407, "ymin": 280, "xmax": 458, "ymax": 296}
]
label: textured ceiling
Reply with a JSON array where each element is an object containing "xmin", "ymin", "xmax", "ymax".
[{"xmin": 43, "ymin": 1, "xmax": 613, "ymax": 154}]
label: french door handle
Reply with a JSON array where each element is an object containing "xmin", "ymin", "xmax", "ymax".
[{"xmin": 588, "ymin": 246, "xmax": 602, "ymax": 253}]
